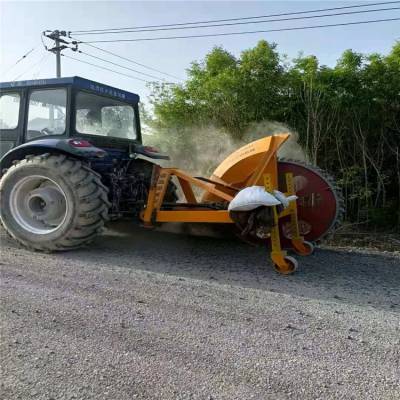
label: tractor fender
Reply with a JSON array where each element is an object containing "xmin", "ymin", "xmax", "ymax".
[
  {"xmin": 133, "ymin": 144, "xmax": 170, "ymax": 160},
  {"xmin": 0, "ymin": 138, "xmax": 107, "ymax": 174}
]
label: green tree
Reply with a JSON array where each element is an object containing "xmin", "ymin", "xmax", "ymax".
[{"xmin": 148, "ymin": 40, "xmax": 400, "ymax": 229}]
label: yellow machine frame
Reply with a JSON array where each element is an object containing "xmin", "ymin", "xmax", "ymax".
[{"xmin": 141, "ymin": 133, "xmax": 314, "ymax": 274}]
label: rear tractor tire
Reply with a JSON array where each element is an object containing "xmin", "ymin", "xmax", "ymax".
[{"xmin": 0, "ymin": 153, "xmax": 110, "ymax": 251}]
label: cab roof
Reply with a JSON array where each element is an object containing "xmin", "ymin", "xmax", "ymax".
[{"xmin": 0, "ymin": 76, "xmax": 140, "ymax": 104}]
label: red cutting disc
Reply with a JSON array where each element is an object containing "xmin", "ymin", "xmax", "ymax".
[{"xmin": 277, "ymin": 160, "xmax": 342, "ymax": 244}]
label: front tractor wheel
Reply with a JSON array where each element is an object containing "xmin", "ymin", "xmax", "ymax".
[{"xmin": 0, "ymin": 154, "xmax": 110, "ymax": 251}]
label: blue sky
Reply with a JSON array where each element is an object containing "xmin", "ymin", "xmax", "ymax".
[{"xmin": 1, "ymin": 1, "xmax": 399, "ymax": 103}]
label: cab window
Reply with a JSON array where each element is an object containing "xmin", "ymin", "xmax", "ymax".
[
  {"xmin": 75, "ymin": 91, "xmax": 136, "ymax": 140},
  {"xmin": 27, "ymin": 89, "xmax": 67, "ymax": 140},
  {"xmin": 0, "ymin": 92, "xmax": 20, "ymax": 130}
]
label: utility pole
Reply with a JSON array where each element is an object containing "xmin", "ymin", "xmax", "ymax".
[
  {"xmin": 54, "ymin": 30, "xmax": 61, "ymax": 78},
  {"xmin": 43, "ymin": 30, "xmax": 69, "ymax": 78}
]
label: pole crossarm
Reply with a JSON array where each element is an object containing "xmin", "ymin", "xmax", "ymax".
[{"xmin": 42, "ymin": 30, "xmax": 76, "ymax": 77}]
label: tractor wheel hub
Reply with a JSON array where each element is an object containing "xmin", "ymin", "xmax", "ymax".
[{"xmin": 9, "ymin": 175, "xmax": 68, "ymax": 235}]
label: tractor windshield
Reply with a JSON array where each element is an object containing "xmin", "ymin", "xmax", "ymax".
[{"xmin": 75, "ymin": 91, "xmax": 136, "ymax": 140}]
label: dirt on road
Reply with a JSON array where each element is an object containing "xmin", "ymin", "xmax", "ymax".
[{"xmin": 1, "ymin": 225, "xmax": 399, "ymax": 400}]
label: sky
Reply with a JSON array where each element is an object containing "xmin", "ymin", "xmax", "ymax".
[{"xmin": 0, "ymin": 0, "xmax": 399, "ymax": 104}]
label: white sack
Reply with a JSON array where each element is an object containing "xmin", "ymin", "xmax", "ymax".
[
  {"xmin": 272, "ymin": 190, "xmax": 298, "ymax": 208},
  {"xmin": 228, "ymin": 186, "xmax": 281, "ymax": 211}
]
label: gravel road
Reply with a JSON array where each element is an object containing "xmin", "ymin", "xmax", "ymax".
[{"xmin": 1, "ymin": 224, "xmax": 399, "ymax": 400}]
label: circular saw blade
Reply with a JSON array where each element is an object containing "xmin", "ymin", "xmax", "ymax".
[{"xmin": 277, "ymin": 160, "xmax": 344, "ymax": 243}]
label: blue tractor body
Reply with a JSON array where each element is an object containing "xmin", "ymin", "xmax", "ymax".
[{"xmin": 0, "ymin": 76, "xmax": 173, "ymax": 238}]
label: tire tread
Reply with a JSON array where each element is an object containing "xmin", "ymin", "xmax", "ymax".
[{"xmin": 0, "ymin": 154, "xmax": 110, "ymax": 252}]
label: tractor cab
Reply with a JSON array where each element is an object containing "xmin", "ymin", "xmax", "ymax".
[{"xmin": 0, "ymin": 76, "xmax": 142, "ymax": 159}]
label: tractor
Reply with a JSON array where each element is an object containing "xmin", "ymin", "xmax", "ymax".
[{"xmin": 0, "ymin": 77, "xmax": 343, "ymax": 274}]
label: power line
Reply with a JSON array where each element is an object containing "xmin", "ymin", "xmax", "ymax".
[
  {"xmin": 70, "ymin": 39, "xmax": 182, "ymax": 80},
  {"xmin": 31, "ymin": 54, "xmax": 51, "ymax": 79},
  {"xmin": 70, "ymin": 1, "xmax": 400, "ymax": 33},
  {"xmin": 61, "ymin": 53, "xmax": 150, "ymax": 83},
  {"xmin": 3, "ymin": 48, "xmax": 36, "ymax": 76},
  {"xmin": 41, "ymin": 32, "xmax": 51, "ymax": 50},
  {"xmin": 12, "ymin": 52, "xmax": 48, "ymax": 81},
  {"xmin": 74, "ymin": 49, "xmax": 168, "ymax": 80},
  {"xmin": 70, "ymin": 6, "xmax": 400, "ymax": 35},
  {"xmin": 79, "ymin": 17, "xmax": 400, "ymax": 44}
]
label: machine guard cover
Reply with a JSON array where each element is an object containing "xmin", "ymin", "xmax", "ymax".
[{"xmin": 202, "ymin": 133, "xmax": 290, "ymax": 201}]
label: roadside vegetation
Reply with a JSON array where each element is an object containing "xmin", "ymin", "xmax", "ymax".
[{"xmin": 144, "ymin": 40, "xmax": 400, "ymax": 232}]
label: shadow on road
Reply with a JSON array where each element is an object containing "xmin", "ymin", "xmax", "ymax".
[{"xmin": 2, "ymin": 223, "xmax": 399, "ymax": 311}]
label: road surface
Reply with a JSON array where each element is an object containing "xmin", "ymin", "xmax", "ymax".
[{"xmin": 1, "ymin": 225, "xmax": 399, "ymax": 399}]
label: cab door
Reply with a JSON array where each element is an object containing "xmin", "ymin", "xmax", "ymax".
[{"xmin": 0, "ymin": 88, "xmax": 24, "ymax": 158}]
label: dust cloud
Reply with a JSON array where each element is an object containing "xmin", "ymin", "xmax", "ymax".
[{"xmin": 146, "ymin": 120, "xmax": 307, "ymax": 178}]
